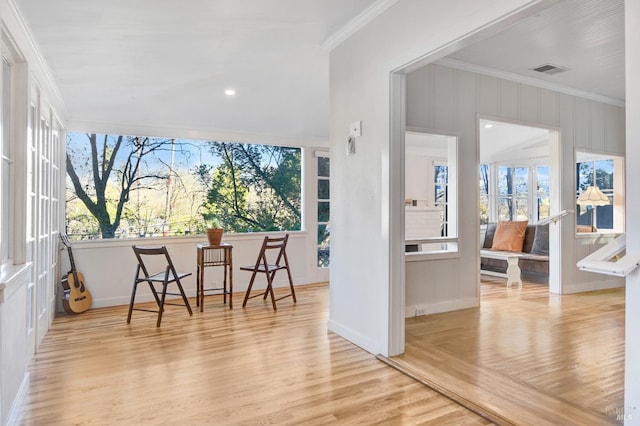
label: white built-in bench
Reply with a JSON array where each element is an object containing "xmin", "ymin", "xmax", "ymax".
[{"xmin": 479, "ymin": 249, "xmax": 522, "ymax": 287}]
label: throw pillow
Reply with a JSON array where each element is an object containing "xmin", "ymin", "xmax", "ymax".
[
  {"xmin": 530, "ymin": 223, "xmax": 549, "ymax": 256},
  {"xmin": 491, "ymin": 220, "xmax": 528, "ymax": 252}
]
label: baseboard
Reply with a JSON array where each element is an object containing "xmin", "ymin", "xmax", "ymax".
[
  {"xmin": 6, "ymin": 372, "xmax": 29, "ymax": 426},
  {"xmin": 327, "ymin": 319, "xmax": 381, "ymax": 355},
  {"xmin": 563, "ymin": 278, "xmax": 624, "ymax": 294},
  {"xmin": 89, "ymin": 280, "xmax": 319, "ymax": 309},
  {"xmin": 406, "ymin": 297, "xmax": 479, "ymax": 318}
]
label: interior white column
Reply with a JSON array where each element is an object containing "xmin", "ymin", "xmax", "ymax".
[{"xmin": 624, "ymin": 1, "xmax": 640, "ymax": 424}]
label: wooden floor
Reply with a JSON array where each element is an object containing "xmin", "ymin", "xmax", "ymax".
[
  {"xmin": 18, "ymin": 283, "xmax": 491, "ymax": 426},
  {"xmin": 383, "ymin": 277, "xmax": 625, "ymax": 426}
]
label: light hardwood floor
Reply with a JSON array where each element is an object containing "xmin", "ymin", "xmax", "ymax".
[
  {"xmin": 18, "ymin": 283, "xmax": 491, "ymax": 426},
  {"xmin": 383, "ymin": 277, "xmax": 625, "ymax": 426}
]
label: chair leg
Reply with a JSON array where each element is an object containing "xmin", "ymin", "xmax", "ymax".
[
  {"xmin": 127, "ymin": 280, "xmax": 139, "ymax": 324},
  {"xmin": 242, "ymin": 271, "xmax": 259, "ymax": 307},
  {"xmin": 175, "ymin": 279, "xmax": 193, "ymax": 316},
  {"xmin": 156, "ymin": 283, "xmax": 169, "ymax": 327},
  {"xmin": 146, "ymin": 281, "xmax": 162, "ymax": 308},
  {"xmin": 265, "ymin": 272, "xmax": 277, "ymax": 310},
  {"xmin": 285, "ymin": 266, "xmax": 296, "ymax": 303}
]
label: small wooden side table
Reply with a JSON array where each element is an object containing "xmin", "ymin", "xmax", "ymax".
[{"xmin": 196, "ymin": 243, "xmax": 233, "ymax": 311}]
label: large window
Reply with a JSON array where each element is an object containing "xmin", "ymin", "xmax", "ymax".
[
  {"xmin": 65, "ymin": 133, "xmax": 302, "ymax": 239},
  {"xmin": 480, "ymin": 162, "xmax": 549, "ymax": 224}
]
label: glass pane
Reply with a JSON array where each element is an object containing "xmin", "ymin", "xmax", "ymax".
[
  {"xmin": 434, "ymin": 185, "xmax": 446, "ymax": 205},
  {"xmin": 514, "ymin": 197, "xmax": 529, "ymax": 221},
  {"xmin": 318, "ymin": 157, "xmax": 330, "ymax": 177},
  {"xmin": 537, "ymin": 197, "xmax": 550, "ymax": 220},
  {"xmin": 497, "ymin": 167, "xmax": 511, "ymax": 196},
  {"xmin": 514, "ymin": 167, "xmax": 528, "ymax": 195},
  {"xmin": 434, "ymin": 165, "xmax": 448, "ymax": 184},
  {"xmin": 479, "ymin": 164, "xmax": 489, "ymax": 196},
  {"xmin": 595, "ymin": 159, "xmax": 614, "ymax": 190},
  {"xmin": 498, "ymin": 197, "xmax": 516, "ymax": 221},
  {"xmin": 479, "ymin": 194, "xmax": 489, "ymax": 225},
  {"xmin": 317, "ymin": 224, "xmax": 330, "ymax": 268},
  {"xmin": 536, "ymin": 166, "xmax": 549, "ymax": 197},
  {"xmin": 318, "ymin": 179, "xmax": 330, "ymax": 200},
  {"xmin": 318, "ymin": 201, "xmax": 330, "ymax": 223},
  {"xmin": 576, "ymin": 161, "xmax": 594, "ymax": 191}
]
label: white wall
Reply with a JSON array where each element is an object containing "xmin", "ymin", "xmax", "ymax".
[
  {"xmin": 625, "ymin": 2, "xmax": 640, "ymax": 424},
  {"xmin": 328, "ymin": 0, "xmax": 561, "ymax": 356},
  {"xmin": 404, "ymin": 63, "xmax": 625, "ymax": 314}
]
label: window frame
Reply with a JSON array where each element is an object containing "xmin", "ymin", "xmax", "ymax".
[
  {"xmin": 316, "ymin": 152, "xmax": 330, "ymax": 268},
  {"xmin": 483, "ymin": 159, "xmax": 550, "ymax": 225},
  {"xmin": 575, "ymin": 151, "xmax": 624, "ymax": 234}
]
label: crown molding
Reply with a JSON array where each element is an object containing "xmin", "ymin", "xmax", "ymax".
[
  {"xmin": 66, "ymin": 119, "xmax": 330, "ymax": 149},
  {"xmin": 322, "ymin": 0, "xmax": 399, "ymax": 51},
  {"xmin": 436, "ymin": 57, "xmax": 625, "ymax": 108}
]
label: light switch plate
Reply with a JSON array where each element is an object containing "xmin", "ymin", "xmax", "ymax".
[
  {"xmin": 350, "ymin": 120, "xmax": 362, "ymax": 137},
  {"xmin": 347, "ymin": 136, "xmax": 356, "ymax": 155}
]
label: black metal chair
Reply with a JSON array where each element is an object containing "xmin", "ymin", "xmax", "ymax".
[
  {"xmin": 128, "ymin": 245, "xmax": 193, "ymax": 327},
  {"xmin": 241, "ymin": 234, "xmax": 296, "ymax": 310}
]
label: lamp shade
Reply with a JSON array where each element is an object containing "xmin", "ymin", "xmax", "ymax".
[{"xmin": 577, "ymin": 185, "xmax": 610, "ymax": 206}]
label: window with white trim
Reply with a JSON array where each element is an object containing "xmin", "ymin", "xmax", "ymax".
[{"xmin": 317, "ymin": 155, "xmax": 330, "ymax": 268}]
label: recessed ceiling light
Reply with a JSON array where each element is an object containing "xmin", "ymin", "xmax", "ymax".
[
  {"xmin": 484, "ymin": 123, "xmax": 493, "ymax": 129},
  {"xmin": 225, "ymin": 89, "xmax": 236, "ymax": 96}
]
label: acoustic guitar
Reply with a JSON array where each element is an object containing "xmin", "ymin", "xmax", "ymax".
[{"xmin": 59, "ymin": 232, "xmax": 92, "ymax": 314}]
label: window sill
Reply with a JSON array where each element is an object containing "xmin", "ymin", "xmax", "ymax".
[
  {"xmin": 405, "ymin": 239, "xmax": 460, "ymax": 261},
  {"xmin": 405, "ymin": 251, "xmax": 460, "ymax": 262},
  {"xmin": 576, "ymin": 230, "xmax": 622, "ymax": 238},
  {"xmin": 0, "ymin": 262, "xmax": 31, "ymax": 303}
]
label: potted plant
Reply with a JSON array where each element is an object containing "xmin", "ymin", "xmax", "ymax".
[{"xmin": 206, "ymin": 220, "xmax": 224, "ymax": 246}]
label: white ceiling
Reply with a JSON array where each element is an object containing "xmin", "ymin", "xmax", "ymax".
[
  {"xmin": 479, "ymin": 120, "xmax": 550, "ymax": 163},
  {"xmin": 14, "ymin": 0, "xmax": 625, "ymax": 143},
  {"xmin": 14, "ymin": 0, "xmax": 379, "ymax": 142},
  {"xmin": 443, "ymin": 0, "xmax": 624, "ymax": 105}
]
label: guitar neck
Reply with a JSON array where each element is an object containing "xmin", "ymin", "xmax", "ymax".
[{"xmin": 67, "ymin": 246, "xmax": 80, "ymax": 283}]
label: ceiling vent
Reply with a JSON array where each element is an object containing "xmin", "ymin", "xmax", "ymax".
[{"xmin": 530, "ymin": 64, "xmax": 569, "ymax": 75}]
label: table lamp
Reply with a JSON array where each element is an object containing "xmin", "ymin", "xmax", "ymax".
[{"xmin": 576, "ymin": 185, "xmax": 610, "ymax": 231}]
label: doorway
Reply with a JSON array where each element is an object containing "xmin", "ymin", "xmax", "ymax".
[{"xmin": 479, "ymin": 118, "xmax": 562, "ymax": 292}]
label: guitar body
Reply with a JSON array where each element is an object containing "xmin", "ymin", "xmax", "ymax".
[
  {"xmin": 63, "ymin": 270, "xmax": 92, "ymax": 314},
  {"xmin": 59, "ymin": 232, "xmax": 92, "ymax": 314}
]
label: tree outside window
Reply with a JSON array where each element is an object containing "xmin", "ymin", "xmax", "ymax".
[
  {"xmin": 497, "ymin": 166, "xmax": 528, "ymax": 221},
  {"xmin": 65, "ymin": 133, "xmax": 301, "ymax": 240},
  {"xmin": 479, "ymin": 164, "xmax": 489, "ymax": 225}
]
